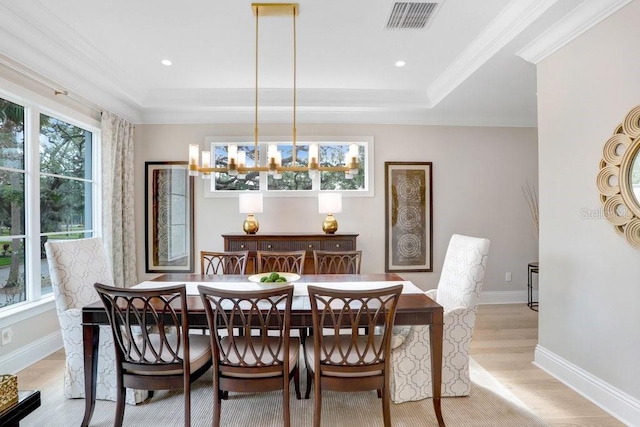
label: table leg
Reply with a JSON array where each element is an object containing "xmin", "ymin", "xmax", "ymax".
[
  {"xmin": 430, "ymin": 311, "xmax": 445, "ymax": 427},
  {"xmin": 81, "ymin": 324, "xmax": 99, "ymax": 427}
]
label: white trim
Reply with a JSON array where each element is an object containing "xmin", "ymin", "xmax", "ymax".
[
  {"xmin": 0, "ymin": 330, "xmax": 62, "ymax": 374},
  {"xmin": 534, "ymin": 345, "xmax": 639, "ymax": 425},
  {"xmin": 517, "ymin": 0, "xmax": 633, "ymax": 64},
  {"xmin": 427, "ymin": 0, "xmax": 558, "ymax": 107},
  {"xmin": 0, "ymin": 297, "xmax": 55, "ymax": 328},
  {"xmin": 478, "ymin": 290, "xmax": 530, "ymax": 305}
]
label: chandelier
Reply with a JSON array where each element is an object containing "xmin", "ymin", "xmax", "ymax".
[{"xmin": 188, "ymin": 3, "xmax": 359, "ymax": 181}]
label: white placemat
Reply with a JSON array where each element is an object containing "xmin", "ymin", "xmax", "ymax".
[{"xmin": 134, "ymin": 280, "xmax": 424, "ymax": 296}]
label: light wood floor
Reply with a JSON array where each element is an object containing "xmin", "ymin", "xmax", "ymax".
[
  {"xmin": 17, "ymin": 304, "xmax": 624, "ymax": 426},
  {"xmin": 471, "ymin": 304, "xmax": 624, "ymax": 426}
]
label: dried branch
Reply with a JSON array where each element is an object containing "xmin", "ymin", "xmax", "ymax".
[{"xmin": 522, "ymin": 181, "xmax": 539, "ymax": 237}]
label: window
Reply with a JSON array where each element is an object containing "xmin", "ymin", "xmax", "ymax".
[
  {"xmin": 0, "ymin": 93, "xmax": 98, "ymax": 311},
  {"xmin": 203, "ymin": 136, "xmax": 373, "ymax": 197}
]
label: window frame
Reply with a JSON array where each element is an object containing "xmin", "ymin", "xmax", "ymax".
[
  {"xmin": 0, "ymin": 82, "xmax": 101, "ymax": 322},
  {"xmin": 202, "ymin": 135, "xmax": 374, "ymax": 198}
]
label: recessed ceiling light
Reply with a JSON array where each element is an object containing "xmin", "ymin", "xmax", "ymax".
[
  {"xmin": 395, "ymin": 60, "xmax": 406, "ymax": 67},
  {"xmin": 161, "ymin": 59, "xmax": 172, "ymax": 66}
]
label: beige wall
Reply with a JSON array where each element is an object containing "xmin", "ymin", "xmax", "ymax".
[
  {"xmin": 135, "ymin": 123, "xmax": 538, "ymax": 295},
  {"xmin": 536, "ymin": 0, "xmax": 640, "ymax": 422}
]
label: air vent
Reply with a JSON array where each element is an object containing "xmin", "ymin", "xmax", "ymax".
[{"xmin": 385, "ymin": 2, "xmax": 440, "ymax": 30}]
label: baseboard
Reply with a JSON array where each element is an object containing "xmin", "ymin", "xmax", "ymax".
[
  {"xmin": 479, "ymin": 290, "xmax": 534, "ymax": 305},
  {"xmin": 534, "ymin": 344, "xmax": 640, "ymax": 426},
  {"xmin": 0, "ymin": 330, "xmax": 63, "ymax": 374}
]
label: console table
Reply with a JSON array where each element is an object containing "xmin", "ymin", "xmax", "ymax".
[
  {"xmin": 527, "ymin": 262, "xmax": 539, "ymax": 311},
  {"xmin": 222, "ymin": 232, "xmax": 358, "ymax": 274},
  {"xmin": 0, "ymin": 390, "xmax": 40, "ymax": 426}
]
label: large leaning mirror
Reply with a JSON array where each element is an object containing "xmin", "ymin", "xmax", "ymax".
[
  {"xmin": 145, "ymin": 161, "xmax": 195, "ymax": 272},
  {"xmin": 597, "ymin": 105, "xmax": 640, "ymax": 247}
]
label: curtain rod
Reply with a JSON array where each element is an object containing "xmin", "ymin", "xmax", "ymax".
[{"xmin": 0, "ymin": 53, "xmax": 103, "ymax": 116}]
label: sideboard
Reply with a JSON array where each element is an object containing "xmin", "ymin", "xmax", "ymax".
[{"xmin": 222, "ymin": 232, "xmax": 359, "ymax": 274}]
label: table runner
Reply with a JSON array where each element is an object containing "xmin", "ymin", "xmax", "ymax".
[{"xmin": 134, "ymin": 280, "xmax": 424, "ymax": 296}]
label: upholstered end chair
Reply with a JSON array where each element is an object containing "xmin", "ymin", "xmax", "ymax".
[
  {"xmin": 45, "ymin": 237, "xmax": 147, "ymax": 405},
  {"xmin": 389, "ymin": 234, "xmax": 490, "ymax": 403}
]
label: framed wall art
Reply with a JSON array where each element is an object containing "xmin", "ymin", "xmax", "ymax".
[
  {"xmin": 145, "ymin": 161, "xmax": 195, "ymax": 273},
  {"xmin": 384, "ymin": 162, "xmax": 433, "ymax": 272}
]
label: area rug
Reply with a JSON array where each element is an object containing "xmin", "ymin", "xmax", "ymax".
[{"xmin": 22, "ymin": 358, "xmax": 547, "ymax": 426}]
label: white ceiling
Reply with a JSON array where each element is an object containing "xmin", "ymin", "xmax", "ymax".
[{"xmin": 0, "ymin": 0, "xmax": 630, "ymax": 126}]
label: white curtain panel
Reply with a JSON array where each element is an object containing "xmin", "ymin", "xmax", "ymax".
[{"xmin": 101, "ymin": 111, "xmax": 137, "ymax": 288}]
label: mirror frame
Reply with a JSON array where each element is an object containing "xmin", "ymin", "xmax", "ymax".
[
  {"xmin": 598, "ymin": 105, "xmax": 640, "ymax": 247},
  {"xmin": 144, "ymin": 161, "xmax": 195, "ymax": 273}
]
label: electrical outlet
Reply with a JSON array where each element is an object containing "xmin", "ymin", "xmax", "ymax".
[
  {"xmin": 1, "ymin": 327, "xmax": 13, "ymax": 346},
  {"xmin": 505, "ymin": 272, "xmax": 512, "ymax": 282}
]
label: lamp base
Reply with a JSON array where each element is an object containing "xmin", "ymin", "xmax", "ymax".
[
  {"xmin": 243, "ymin": 214, "xmax": 259, "ymax": 234},
  {"xmin": 322, "ymin": 214, "xmax": 338, "ymax": 234}
]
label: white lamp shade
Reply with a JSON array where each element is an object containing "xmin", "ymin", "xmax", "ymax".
[
  {"xmin": 318, "ymin": 193, "xmax": 342, "ymax": 214},
  {"xmin": 239, "ymin": 192, "xmax": 263, "ymax": 213}
]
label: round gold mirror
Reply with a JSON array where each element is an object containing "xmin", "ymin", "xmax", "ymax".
[{"xmin": 598, "ymin": 105, "xmax": 640, "ymax": 247}]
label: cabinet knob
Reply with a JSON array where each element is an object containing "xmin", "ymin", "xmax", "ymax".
[{"xmin": 336, "ymin": 244, "xmax": 340, "ymax": 248}]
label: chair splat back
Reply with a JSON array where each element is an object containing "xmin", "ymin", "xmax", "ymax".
[
  {"xmin": 256, "ymin": 250, "xmax": 306, "ymax": 274},
  {"xmin": 308, "ymin": 285, "xmax": 402, "ymax": 374},
  {"xmin": 200, "ymin": 286, "xmax": 293, "ymax": 371},
  {"xmin": 313, "ymin": 250, "xmax": 362, "ymax": 274},
  {"xmin": 95, "ymin": 284, "xmax": 189, "ymax": 370},
  {"xmin": 201, "ymin": 251, "xmax": 249, "ymax": 275}
]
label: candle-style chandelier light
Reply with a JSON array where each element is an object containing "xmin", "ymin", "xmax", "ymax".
[{"xmin": 188, "ymin": 3, "xmax": 359, "ymax": 181}]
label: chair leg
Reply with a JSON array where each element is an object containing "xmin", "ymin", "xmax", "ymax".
[
  {"xmin": 147, "ymin": 390, "xmax": 155, "ymax": 400},
  {"xmin": 377, "ymin": 389, "xmax": 382, "ymax": 398},
  {"xmin": 313, "ymin": 379, "xmax": 322, "ymax": 427},
  {"xmin": 304, "ymin": 363, "xmax": 313, "ymax": 399},
  {"xmin": 382, "ymin": 384, "xmax": 391, "ymax": 427},
  {"xmin": 184, "ymin": 382, "xmax": 191, "ymax": 427},
  {"xmin": 213, "ymin": 387, "xmax": 222, "ymax": 427},
  {"xmin": 283, "ymin": 371, "xmax": 291, "ymax": 427},
  {"xmin": 114, "ymin": 382, "xmax": 126, "ymax": 427},
  {"xmin": 293, "ymin": 364, "xmax": 301, "ymax": 400}
]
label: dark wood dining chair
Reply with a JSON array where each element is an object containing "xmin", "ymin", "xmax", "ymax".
[
  {"xmin": 256, "ymin": 250, "xmax": 306, "ymax": 274},
  {"xmin": 313, "ymin": 250, "xmax": 362, "ymax": 274},
  {"xmin": 198, "ymin": 285, "xmax": 301, "ymax": 427},
  {"xmin": 94, "ymin": 283, "xmax": 213, "ymax": 427},
  {"xmin": 200, "ymin": 250, "xmax": 249, "ymax": 275},
  {"xmin": 305, "ymin": 284, "xmax": 403, "ymax": 427}
]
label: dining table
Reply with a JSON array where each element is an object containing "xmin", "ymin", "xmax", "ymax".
[{"xmin": 81, "ymin": 273, "xmax": 445, "ymax": 426}]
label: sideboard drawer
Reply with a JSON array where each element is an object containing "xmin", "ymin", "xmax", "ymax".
[
  {"xmin": 227, "ymin": 240, "xmax": 258, "ymax": 251},
  {"xmin": 259, "ymin": 240, "xmax": 322, "ymax": 252},
  {"xmin": 322, "ymin": 239, "xmax": 355, "ymax": 250}
]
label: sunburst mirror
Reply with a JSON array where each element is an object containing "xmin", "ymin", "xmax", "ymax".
[{"xmin": 597, "ymin": 105, "xmax": 640, "ymax": 247}]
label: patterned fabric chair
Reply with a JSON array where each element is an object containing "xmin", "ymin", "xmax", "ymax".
[
  {"xmin": 45, "ymin": 237, "xmax": 147, "ymax": 404},
  {"xmin": 389, "ymin": 234, "xmax": 490, "ymax": 402}
]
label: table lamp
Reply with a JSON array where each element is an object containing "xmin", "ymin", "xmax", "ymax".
[
  {"xmin": 239, "ymin": 192, "xmax": 263, "ymax": 234},
  {"xmin": 318, "ymin": 193, "xmax": 342, "ymax": 234}
]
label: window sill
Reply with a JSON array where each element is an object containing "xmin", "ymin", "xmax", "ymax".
[{"xmin": 0, "ymin": 296, "xmax": 56, "ymax": 328}]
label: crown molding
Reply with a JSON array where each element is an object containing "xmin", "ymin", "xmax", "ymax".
[
  {"xmin": 0, "ymin": 1, "xmax": 143, "ymax": 122},
  {"xmin": 517, "ymin": 0, "xmax": 633, "ymax": 64},
  {"xmin": 138, "ymin": 104, "xmax": 537, "ymax": 128},
  {"xmin": 427, "ymin": 0, "xmax": 558, "ymax": 108}
]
